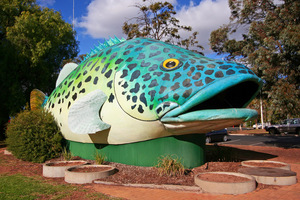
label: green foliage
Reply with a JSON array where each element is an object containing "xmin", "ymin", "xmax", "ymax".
[
  {"xmin": 210, "ymin": 0, "xmax": 300, "ymax": 121},
  {"xmin": 122, "ymin": 0, "xmax": 203, "ymax": 54},
  {"xmin": 62, "ymin": 147, "xmax": 74, "ymax": 161},
  {"xmin": 5, "ymin": 108, "xmax": 63, "ymax": 163},
  {"xmin": 94, "ymin": 151, "xmax": 107, "ymax": 165},
  {"xmin": 0, "ymin": 0, "xmax": 78, "ymax": 138},
  {"xmin": 156, "ymin": 154, "xmax": 185, "ymax": 176}
]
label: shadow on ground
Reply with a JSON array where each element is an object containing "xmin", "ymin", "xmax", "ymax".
[
  {"xmin": 206, "ymin": 144, "xmax": 277, "ymax": 162},
  {"xmin": 263, "ymin": 135, "xmax": 300, "ymax": 148}
]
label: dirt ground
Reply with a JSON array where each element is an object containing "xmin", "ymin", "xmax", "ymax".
[{"xmin": 1, "ymin": 131, "xmax": 300, "ymax": 199}]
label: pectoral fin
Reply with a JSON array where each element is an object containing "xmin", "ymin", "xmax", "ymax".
[{"xmin": 68, "ymin": 90, "xmax": 111, "ymax": 134}]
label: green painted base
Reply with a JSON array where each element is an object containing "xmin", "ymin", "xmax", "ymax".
[{"xmin": 67, "ymin": 134, "xmax": 206, "ymax": 168}]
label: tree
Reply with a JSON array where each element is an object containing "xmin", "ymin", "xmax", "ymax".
[
  {"xmin": 122, "ymin": 0, "xmax": 203, "ymax": 54},
  {"xmin": 210, "ymin": 0, "xmax": 300, "ymax": 121},
  {"xmin": 0, "ymin": 0, "xmax": 78, "ymax": 138}
]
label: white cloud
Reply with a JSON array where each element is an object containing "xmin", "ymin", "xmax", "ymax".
[
  {"xmin": 37, "ymin": 0, "xmax": 55, "ymax": 7},
  {"xmin": 175, "ymin": 0, "xmax": 231, "ymax": 54},
  {"xmin": 79, "ymin": 0, "xmax": 231, "ymax": 54}
]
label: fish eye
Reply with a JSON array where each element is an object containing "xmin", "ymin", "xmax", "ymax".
[{"xmin": 160, "ymin": 58, "xmax": 182, "ymax": 71}]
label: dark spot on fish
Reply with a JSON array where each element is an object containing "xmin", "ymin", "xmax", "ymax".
[
  {"xmin": 128, "ymin": 63, "xmax": 137, "ymax": 70},
  {"xmin": 68, "ymin": 81, "xmax": 73, "ymax": 87},
  {"xmin": 140, "ymin": 93, "xmax": 147, "ymax": 107},
  {"xmin": 183, "ymin": 62, "xmax": 190, "ymax": 70},
  {"xmin": 159, "ymin": 86, "xmax": 167, "ymax": 94},
  {"xmin": 130, "ymin": 83, "xmax": 140, "ymax": 93},
  {"xmin": 126, "ymin": 95, "xmax": 130, "ymax": 101},
  {"xmin": 183, "ymin": 79, "xmax": 192, "ymax": 87},
  {"xmin": 90, "ymin": 60, "xmax": 99, "ymax": 70},
  {"xmin": 156, "ymin": 107, "xmax": 162, "ymax": 114},
  {"xmin": 207, "ymin": 64, "xmax": 216, "ymax": 68},
  {"xmin": 72, "ymin": 86, "xmax": 75, "ymax": 91},
  {"xmin": 142, "ymin": 73, "xmax": 151, "ymax": 81},
  {"xmin": 51, "ymin": 103, "xmax": 54, "ymax": 108},
  {"xmin": 135, "ymin": 47, "xmax": 143, "ymax": 51},
  {"xmin": 220, "ymin": 65, "xmax": 232, "ymax": 70},
  {"xmin": 94, "ymin": 77, "xmax": 98, "ymax": 84},
  {"xmin": 76, "ymin": 73, "xmax": 81, "ymax": 79},
  {"xmin": 107, "ymin": 80, "xmax": 113, "ymax": 89},
  {"xmin": 132, "ymin": 96, "xmax": 137, "ymax": 103},
  {"xmin": 121, "ymin": 69, "xmax": 128, "ymax": 78},
  {"xmin": 65, "ymin": 92, "xmax": 70, "ymax": 99},
  {"xmin": 115, "ymin": 58, "xmax": 124, "ymax": 64},
  {"xmin": 122, "ymin": 91, "xmax": 127, "ymax": 95},
  {"xmin": 190, "ymin": 59, "xmax": 196, "ymax": 64},
  {"xmin": 149, "ymin": 64, "xmax": 158, "ymax": 71},
  {"xmin": 200, "ymin": 60, "xmax": 208, "ymax": 64},
  {"xmin": 172, "ymin": 72, "xmax": 181, "ymax": 81},
  {"xmin": 205, "ymin": 77, "xmax": 214, "ymax": 84},
  {"xmin": 108, "ymin": 93, "xmax": 114, "ymax": 102},
  {"xmin": 123, "ymin": 50, "xmax": 130, "ymax": 55},
  {"xmin": 126, "ymin": 45, "xmax": 134, "ymax": 50},
  {"xmin": 95, "ymin": 66, "xmax": 100, "ymax": 71},
  {"xmin": 130, "ymin": 70, "xmax": 140, "ymax": 81},
  {"xmin": 98, "ymin": 52, "xmax": 104, "ymax": 57},
  {"xmin": 192, "ymin": 72, "xmax": 201, "ymax": 80},
  {"xmin": 131, "ymin": 105, "xmax": 137, "ymax": 109},
  {"xmin": 141, "ymin": 60, "xmax": 151, "ymax": 67},
  {"xmin": 68, "ymin": 101, "xmax": 71, "ymax": 109},
  {"xmin": 106, "ymin": 48, "xmax": 112, "ymax": 55},
  {"xmin": 109, "ymin": 52, "xmax": 117, "ymax": 61},
  {"xmin": 149, "ymin": 79, "xmax": 158, "ymax": 88},
  {"xmin": 168, "ymin": 53, "xmax": 176, "ymax": 58},
  {"xmin": 171, "ymin": 82, "xmax": 180, "ymax": 91},
  {"xmin": 149, "ymin": 51, "xmax": 161, "ymax": 58},
  {"xmin": 83, "ymin": 70, "xmax": 88, "ymax": 76},
  {"xmin": 187, "ymin": 67, "xmax": 195, "ymax": 76},
  {"xmin": 154, "ymin": 72, "xmax": 163, "ymax": 76},
  {"xmin": 101, "ymin": 57, "xmax": 106, "ymax": 63},
  {"xmin": 162, "ymin": 73, "xmax": 170, "ymax": 81},
  {"xmin": 126, "ymin": 57, "xmax": 133, "ymax": 62},
  {"xmin": 196, "ymin": 65, "xmax": 204, "ymax": 71},
  {"xmin": 137, "ymin": 53, "xmax": 145, "ymax": 59},
  {"xmin": 85, "ymin": 76, "xmax": 92, "ymax": 82},
  {"xmin": 101, "ymin": 63, "xmax": 110, "ymax": 74},
  {"xmin": 148, "ymin": 90, "xmax": 156, "ymax": 101},
  {"xmin": 60, "ymin": 108, "xmax": 62, "ymax": 114},
  {"xmin": 105, "ymin": 69, "xmax": 112, "ymax": 78},
  {"xmin": 150, "ymin": 45, "xmax": 159, "ymax": 50},
  {"xmin": 163, "ymin": 48, "xmax": 170, "ymax": 53},
  {"xmin": 79, "ymin": 89, "xmax": 85, "ymax": 94},
  {"xmin": 173, "ymin": 93, "xmax": 179, "ymax": 100},
  {"xmin": 72, "ymin": 93, "xmax": 77, "ymax": 101},
  {"xmin": 226, "ymin": 69, "xmax": 235, "ymax": 75},
  {"xmin": 194, "ymin": 79, "xmax": 204, "ymax": 86},
  {"xmin": 138, "ymin": 105, "xmax": 144, "ymax": 113},
  {"xmin": 149, "ymin": 104, "xmax": 154, "ymax": 110},
  {"xmin": 239, "ymin": 70, "xmax": 247, "ymax": 74},
  {"xmin": 183, "ymin": 89, "xmax": 192, "ymax": 98},
  {"xmin": 158, "ymin": 94, "xmax": 169, "ymax": 102},
  {"xmin": 142, "ymin": 42, "xmax": 151, "ymax": 46},
  {"xmin": 215, "ymin": 71, "xmax": 224, "ymax": 78}
]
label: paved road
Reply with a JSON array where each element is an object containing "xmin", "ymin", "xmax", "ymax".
[{"xmin": 220, "ymin": 134, "xmax": 300, "ymax": 148}]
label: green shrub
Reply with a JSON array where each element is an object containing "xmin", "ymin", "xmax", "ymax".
[
  {"xmin": 94, "ymin": 151, "xmax": 107, "ymax": 165},
  {"xmin": 61, "ymin": 147, "xmax": 74, "ymax": 161},
  {"xmin": 156, "ymin": 154, "xmax": 185, "ymax": 176},
  {"xmin": 5, "ymin": 108, "xmax": 63, "ymax": 163}
]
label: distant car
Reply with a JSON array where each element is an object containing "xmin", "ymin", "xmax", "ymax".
[
  {"xmin": 206, "ymin": 129, "xmax": 228, "ymax": 143},
  {"xmin": 265, "ymin": 118, "xmax": 300, "ymax": 135},
  {"xmin": 253, "ymin": 123, "xmax": 263, "ymax": 129}
]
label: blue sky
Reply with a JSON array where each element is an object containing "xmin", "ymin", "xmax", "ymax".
[{"xmin": 37, "ymin": 0, "xmax": 231, "ymax": 59}]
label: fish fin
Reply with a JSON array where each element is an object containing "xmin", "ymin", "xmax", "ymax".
[
  {"xmin": 30, "ymin": 89, "xmax": 46, "ymax": 110},
  {"xmin": 56, "ymin": 62, "xmax": 78, "ymax": 87},
  {"xmin": 68, "ymin": 90, "xmax": 111, "ymax": 134}
]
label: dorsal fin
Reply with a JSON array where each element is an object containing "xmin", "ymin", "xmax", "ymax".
[
  {"xmin": 56, "ymin": 62, "xmax": 78, "ymax": 87},
  {"xmin": 30, "ymin": 89, "xmax": 46, "ymax": 110},
  {"xmin": 83, "ymin": 36, "xmax": 126, "ymax": 62}
]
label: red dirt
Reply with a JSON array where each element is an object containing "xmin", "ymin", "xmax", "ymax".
[{"xmin": 197, "ymin": 173, "xmax": 251, "ymax": 183}]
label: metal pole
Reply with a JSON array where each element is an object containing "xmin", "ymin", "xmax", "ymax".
[{"xmin": 260, "ymin": 91, "xmax": 264, "ymax": 129}]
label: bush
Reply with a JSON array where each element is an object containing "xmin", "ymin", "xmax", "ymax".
[
  {"xmin": 156, "ymin": 154, "xmax": 185, "ymax": 176},
  {"xmin": 5, "ymin": 107, "xmax": 63, "ymax": 163},
  {"xmin": 94, "ymin": 151, "xmax": 107, "ymax": 165}
]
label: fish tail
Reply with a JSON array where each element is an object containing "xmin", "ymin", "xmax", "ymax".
[{"xmin": 30, "ymin": 89, "xmax": 47, "ymax": 110}]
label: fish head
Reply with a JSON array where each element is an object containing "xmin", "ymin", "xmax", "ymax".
[{"xmin": 114, "ymin": 38, "xmax": 262, "ymax": 134}]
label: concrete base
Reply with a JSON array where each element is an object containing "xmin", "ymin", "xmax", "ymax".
[
  {"xmin": 64, "ymin": 165, "xmax": 116, "ymax": 184},
  {"xmin": 194, "ymin": 172, "xmax": 256, "ymax": 195},
  {"xmin": 43, "ymin": 160, "xmax": 88, "ymax": 178},
  {"xmin": 239, "ymin": 167, "xmax": 297, "ymax": 186},
  {"xmin": 241, "ymin": 160, "xmax": 291, "ymax": 170},
  {"xmin": 4, "ymin": 150, "xmax": 12, "ymax": 155}
]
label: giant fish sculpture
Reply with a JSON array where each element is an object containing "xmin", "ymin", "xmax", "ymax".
[{"xmin": 33, "ymin": 37, "xmax": 262, "ymax": 145}]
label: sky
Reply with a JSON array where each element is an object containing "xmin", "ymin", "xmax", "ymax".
[{"xmin": 36, "ymin": 0, "xmax": 232, "ymax": 59}]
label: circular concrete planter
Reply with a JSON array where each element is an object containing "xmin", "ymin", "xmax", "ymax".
[
  {"xmin": 241, "ymin": 160, "xmax": 290, "ymax": 170},
  {"xmin": 43, "ymin": 160, "xmax": 88, "ymax": 178},
  {"xmin": 194, "ymin": 172, "xmax": 256, "ymax": 195},
  {"xmin": 239, "ymin": 167, "xmax": 297, "ymax": 186},
  {"xmin": 64, "ymin": 165, "xmax": 116, "ymax": 184}
]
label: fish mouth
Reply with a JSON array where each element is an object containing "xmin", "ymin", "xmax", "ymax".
[{"xmin": 161, "ymin": 74, "xmax": 262, "ymax": 134}]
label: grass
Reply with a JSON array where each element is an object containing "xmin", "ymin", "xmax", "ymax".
[
  {"xmin": 156, "ymin": 154, "xmax": 185, "ymax": 176},
  {"xmin": 0, "ymin": 174, "xmax": 121, "ymax": 200},
  {"xmin": 94, "ymin": 151, "xmax": 107, "ymax": 165}
]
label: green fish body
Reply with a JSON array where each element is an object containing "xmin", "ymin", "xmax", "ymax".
[{"xmin": 44, "ymin": 37, "xmax": 262, "ymax": 144}]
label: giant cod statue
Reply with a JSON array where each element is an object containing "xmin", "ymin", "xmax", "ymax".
[{"xmin": 32, "ymin": 37, "xmax": 262, "ymax": 167}]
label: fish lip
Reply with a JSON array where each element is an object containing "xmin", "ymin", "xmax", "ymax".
[{"xmin": 161, "ymin": 74, "xmax": 262, "ymax": 123}]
